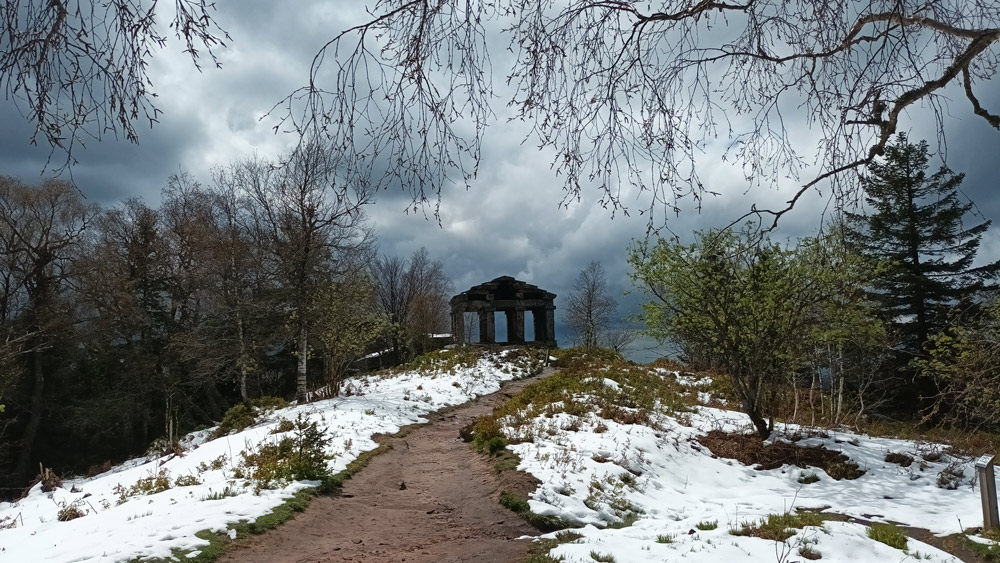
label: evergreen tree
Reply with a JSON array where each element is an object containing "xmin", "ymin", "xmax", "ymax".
[{"xmin": 847, "ymin": 134, "xmax": 1000, "ymax": 359}]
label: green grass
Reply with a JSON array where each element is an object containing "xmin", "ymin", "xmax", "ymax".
[
  {"xmin": 494, "ymin": 455, "xmax": 519, "ymax": 473},
  {"xmin": 498, "ymin": 490, "xmax": 575, "ymax": 532},
  {"xmin": 867, "ymin": 523, "xmax": 908, "ymax": 550},
  {"xmin": 656, "ymin": 534, "xmax": 674, "ymax": 544},
  {"xmin": 732, "ymin": 512, "xmax": 826, "ymax": 541},
  {"xmin": 524, "ymin": 532, "xmax": 584, "ymax": 563},
  {"xmin": 607, "ymin": 512, "xmax": 640, "ymax": 529},
  {"xmin": 797, "ymin": 472, "xmax": 820, "ymax": 484},
  {"xmin": 472, "ymin": 351, "xmax": 692, "ymax": 447},
  {"xmin": 965, "ymin": 534, "xmax": 1000, "ymax": 562},
  {"xmin": 589, "ymin": 551, "xmax": 616, "ymax": 562},
  {"xmin": 696, "ymin": 520, "xmax": 718, "ymax": 531}
]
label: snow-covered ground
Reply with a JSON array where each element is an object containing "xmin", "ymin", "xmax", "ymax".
[
  {"xmin": 507, "ymin": 369, "xmax": 998, "ymax": 562},
  {"xmin": 0, "ymin": 350, "xmax": 538, "ymax": 563}
]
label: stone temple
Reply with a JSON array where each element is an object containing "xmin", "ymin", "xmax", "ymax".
[{"xmin": 450, "ymin": 276, "xmax": 557, "ymax": 347}]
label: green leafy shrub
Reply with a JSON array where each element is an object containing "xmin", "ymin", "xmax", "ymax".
[
  {"xmin": 211, "ymin": 403, "xmax": 258, "ymax": 438},
  {"xmin": 239, "ymin": 414, "xmax": 331, "ymax": 492},
  {"xmin": 271, "ymin": 418, "xmax": 295, "ymax": 434},
  {"xmin": 212, "ymin": 397, "xmax": 290, "ymax": 439}
]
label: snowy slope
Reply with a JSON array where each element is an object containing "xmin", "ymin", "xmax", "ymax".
[
  {"xmin": 0, "ymin": 350, "xmax": 538, "ymax": 563},
  {"xmin": 507, "ymin": 369, "xmax": 997, "ymax": 562}
]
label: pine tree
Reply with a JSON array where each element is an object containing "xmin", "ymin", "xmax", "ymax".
[{"xmin": 847, "ymin": 134, "xmax": 1000, "ymax": 359}]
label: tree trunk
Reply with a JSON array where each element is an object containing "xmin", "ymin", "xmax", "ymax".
[
  {"xmin": 296, "ymin": 322, "xmax": 308, "ymax": 402},
  {"xmin": 237, "ymin": 313, "xmax": 248, "ymax": 402},
  {"xmin": 748, "ymin": 409, "xmax": 771, "ymax": 440},
  {"xmin": 790, "ymin": 371, "xmax": 799, "ymax": 424},
  {"xmin": 14, "ymin": 348, "xmax": 45, "ymax": 484},
  {"xmin": 835, "ymin": 346, "xmax": 845, "ymax": 424}
]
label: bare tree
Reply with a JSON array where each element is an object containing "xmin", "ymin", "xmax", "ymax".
[
  {"xmin": 403, "ymin": 247, "xmax": 452, "ymax": 355},
  {"xmin": 244, "ymin": 142, "xmax": 374, "ymax": 402},
  {"xmin": 371, "ymin": 254, "xmax": 411, "ymax": 364},
  {"xmin": 371, "ymin": 247, "xmax": 452, "ymax": 362},
  {"xmin": 566, "ymin": 261, "xmax": 617, "ymax": 349},
  {"xmin": 272, "ymin": 0, "xmax": 1000, "ymax": 229},
  {"xmin": 603, "ymin": 327, "xmax": 640, "ymax": 356},
  {"xmin": 0, "ymin": 0, "xmax": 228, "ymax": 171},
  {"xmin": 0, "ymin": 177, "xmax": 91, "ymax": 484}
]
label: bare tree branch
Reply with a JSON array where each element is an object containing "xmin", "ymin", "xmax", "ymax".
[
  {"xmin": 273, "ymin": 0, "xmax": 1000, "ymax": 230},
  {"xmin": 0, "ymin": 0, "xmax": 229, "ymax": 172}
]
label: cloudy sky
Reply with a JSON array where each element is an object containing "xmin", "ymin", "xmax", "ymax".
[{"xmin": 3, "ymin": 1, "xmax": 1000, "ymax": 361}]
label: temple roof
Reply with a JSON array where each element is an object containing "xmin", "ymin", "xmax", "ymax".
[{"xmin": 450, "ymin": 276, "xmax": 556, "ymax": 306}]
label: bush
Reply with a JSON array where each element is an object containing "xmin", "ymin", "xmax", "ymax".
[
  {"xmin": 212, "ymin": 403, "xmax": 259, "ymax": 438},
  {"xmin": 174, "ymin": 474, "xmax": 201, "ymax": 487},
  {"xmin": 57, "ymin": 503, "xmax": 85, "ymax": 521},
  {"xmin": 798, "ymin": 472, "xmax": 820, "ymax": 484},
  {"xmin": 212, "ymin": 397, "xmax": 290, "ymax": 439},
  {"xmin": 114, "ymin": 469, "xmax": 171, "ymax": 505},
  {"xmin": 885, "ymin": 452, "xmax": 914, "ymax": 467},
  {"xmin": 249, "ymin": 396, "xmax": 289, "ymax": 410},
  {"xmin": 271, "ymin": 418, "xmax": 296, "ymax": 434},
  {"xmin": 239, "ymin": 414, "xmax": 331, "ymax": 492},
  {"xmin": 937, "ymin": 462, "xmax": 965, "ymax": 490}
]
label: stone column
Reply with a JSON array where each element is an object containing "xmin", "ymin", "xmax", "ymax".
[
  {"xmin": 506, "ymin": 308, "xmax": 525, "ymax": 343},
  {"xmin": 452, "ymin": 309, "xmax": 465, "ymax": 345},
  {"xmin": 532, "ymin": 308, "xmax": 546, "ymax": 343},
  {"xmin": 479, "ymin": 310, "xmax": 495, "ymax": 343},
  {"xmin": 544, "ymin": 306, "xmax": 556, "ymax": 344}
]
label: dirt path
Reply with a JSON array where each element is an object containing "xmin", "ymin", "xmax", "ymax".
[{"xmin": 220, "ymin": 369, "xmax": 554, "ymax": 563}]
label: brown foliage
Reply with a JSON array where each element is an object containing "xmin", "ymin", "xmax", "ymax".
[
  {"xmin": 884, "ymin": 452, "xmax": 914, "ymax": 467},
  {"xmin": 698, "ymin": 430, "xmax": 865, "ymax": 480}
]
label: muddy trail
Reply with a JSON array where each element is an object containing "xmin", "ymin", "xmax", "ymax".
[{"xmin": 220, "ymin": 368, "xmax": 555, "ymax": 563}]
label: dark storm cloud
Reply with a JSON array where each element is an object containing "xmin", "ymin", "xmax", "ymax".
[{"xmin": 2, "ymin": 1, "xmax": 1000, "ymax": 357}]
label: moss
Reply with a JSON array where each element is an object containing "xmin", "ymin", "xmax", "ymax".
[{"xmin": 867, "ymin": 523, "xmax": 908, "ymax": 550}]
